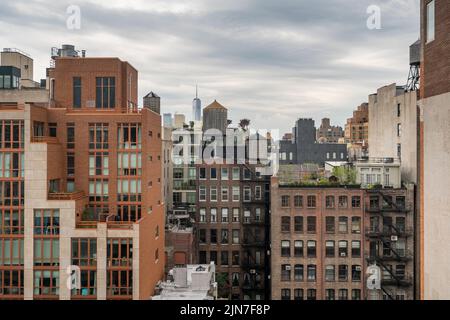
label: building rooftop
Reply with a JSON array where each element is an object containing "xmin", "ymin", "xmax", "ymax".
[
  {"xmin": 144, "ymin": 91, "xmax": 159, "ymax": 98},
  {"xmin": 204, "ymin": 99, "xmax": 226, "ymax": 110}
]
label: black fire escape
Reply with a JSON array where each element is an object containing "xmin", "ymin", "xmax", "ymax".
[
  {"xmin": 240, "ymin": 165, "xmax": 271, "ymax": 300},
  {"xmin": 365, "ymin": 190, "xmax": 413, "ymax": 300}
]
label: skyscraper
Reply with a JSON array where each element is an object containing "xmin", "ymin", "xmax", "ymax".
[{"xmin": 192, "ymin": 86, "xmax": 201, "ymax": 122}]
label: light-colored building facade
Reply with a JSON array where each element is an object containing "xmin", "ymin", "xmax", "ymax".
[
  {"xmin": 419, "ymin": 0, "xmax": 450, "ymax": 300},
  {"xmin": 368, "ymin": 84, "xmax": 418, "ymax": 184},
  {"xmin": 345, "ymin": 103, "xmax": 369, "ymax": 161}
]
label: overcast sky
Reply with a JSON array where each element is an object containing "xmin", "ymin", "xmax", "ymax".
[{"xmin": 0, "ymin": 0, "xmax": 419, "ymax": 133}]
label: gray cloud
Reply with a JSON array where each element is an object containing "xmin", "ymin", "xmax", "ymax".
[{"xmin": 0, "ymin": 0, "xmax": 419, "ymax": 133}]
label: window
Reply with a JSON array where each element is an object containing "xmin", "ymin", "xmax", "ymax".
[
  {"xmin": 325, "ymin": 289, "xmax": 335, "ymax": 300},
  {"xmin": 325, "ymin": 216, "xmax": 335, "ymax": 233},
  {"xmin": 232, "ymin": 208, "xmax": 239, "ymax": 222},
  {"xmin": 48, "ymin": 123, "xmax": 57, "ymax": 137},
  {"xmin": 34, "ymin": 209, "xmax": 59, "ymax": 235},
  {"xmin": 255, "ymin": 208, "xmax": 261, "ymax": 222},
  {"xmin": 294, "ymin": 289, "xmax": 304, "ymax": 300},
  {"xmin": 352, "ymin": 241, "xmax": 361, "ymax": 257},
  {"xmin": 351, "ymin": 196, "xmax": 361, "ymax": 208},
  {"xmin": 67, "ymin": 153, "xmax": 75, "ymax": 177},
  {"xmin": 34, "ymin": 239, "xmax": 59, "ymax": 266},
  {"xmin": 198, "ymin": 229, "xmax": 206, "ymax": 243},
  {"xmin": 199, "ymin": 209, "xmax": 206, "ymax": 223},
  {"xmin": 96, "ymin": 77, "xmax": 115, "ymax": 108},
  {"xmin": 210, "ymin": 229, "xmax": 217, "ymax": 244},
  {"xmin": 281, "ymin": 195, "xmax": 290, "ymax": 208},
  {"xmin": 243, "ymin": 210, "xmax": 251, "ymax": 223},
  {"xmin": 307, "ymin": 240, "xmax": 316, "ymax": 258},
  {"xmin": 338, "ymin": 216, "xmax": 348, "ymax": 233},
  {"xmin": 199, "ymin": 168, "xmax": 206, "ymax": 179},
  {"xmin": 243, "ymin": 186, "xmax": 251, "ymax": 202},
  {"xmin": 338, "ymin": 196, "xmax": 348, "ymax": 208},
  {"xmin": 221, "ymin": 208, "xmax": 228, "ymax": 223},
  {"xmin": 307, "ymin": 289, "xmax": 316, "ymax": 300},
  {"xmin": 221, "ymin": 187, "xmax": 229, "ymax": 202},
  {"xmin": 397, "ymin": 123, "xmax": 402, "ymax": 137},
  {"xmin": 338, "ymin": 289, "xmax": 348, "ymax": 300},
  {"xmin": 338, "ymin": 241, "xmax": 348, "ymax": 257},
  {"xmin": 210, "ymin": 208, "xmax": 217, "ymax": 223},
  {"xmin": 325, "ymin": 265, "xmax": 335, "ymax": 282},
  {"xmin": 307, "ymin": 216, "xmax": 316, "ymax": 233},
  {"xmin": 294, "ymin": 216, "xmax": 303, "ymax": 232},
  {"xmin": 325, "ymin": 241, "xmax": 335, "ymax": 257},
  {"xmin": 67, "ymin": 123, "xmax": 75, "ymax": 149},
  {"xmin": 352, "ymin": 265, "xmax": 362, "ymax": 282},
  {"xmin": 73, "ymin": 77, "xmax": 82, "ymax": 108},
  {"xmin": 210, "ymin": 168, "xmax": 217, "ymax": 180},
  {"xmin": 294, "ymin": 240, "xmax": 303, "ymax": 257},
  {"xmin": 232, "ymin": 252, "xmax": 240, "ymax": 266},
  {"xmin": 338, "ymin": 265, "xmax": 348, "ymax": 281},
  {"xmin": 294, "ymin": 264, "xmax": 304, "ymax": 281},
  {"xmin": 0, "ymin": 239, "xmax": 24, "ymax": 265},
  {"xmin": 232, "ymin": 186, "xmax": 240, "ymax": 202},
  {"xmin": 89, "ymin": 123, "xmax": 108, "ymax": 149},
  {"xmin": 210, "ymin": 187, "xmax": 218, "ymax": 202},
  {"xmin": 294, "ymin": 195, "xmax": 303, "ymax": 207},
  {"xmin": 281, "ymin": 241, "xmax": 291, "ymax": 257},
  {"xmin": 352, "ymin": 289, "xmax": 361, "ymax": 300},
  {"xmin": 397, "ymin": 103, "xmax": 401, "ymax": 117},
  {"xmin": 199, "ymin": 251, "xmax": 207, "ymax": 264},
  {"xmin": 281, "ymin": 289, "xmax": 291, "ymax": 300},
  {"xmin": 351, "ymin": 217, "xmax": 361, "ymax": 234},
  {"xmin": 118, "ymin": 152, "xmax": 142, "ymax": 176},
  {"xmin": 232, "ymin": 230, "xmax": 239, "ymax": 244},
  {"xmin": 89, "ymin": 180, "xmax": 110, "ymax": 202},
  {"xmin": 0, "ymin": 209, "xmax": 24, "ymax": 235},
  {"xmin": 325, "ymin": 196, "xmax": 335, "ymax": 208},
  {"xmin": 243, "ymin": 168, "xmax": 251, "ymax": 180},
  {"xmin": 89, "ymin": 152, "xmax": 109, "ymax": 176},
  {"xmin": 255, "ymin": 186, "xmax": 262, "ymax": 200},
  {"xmin": 34, "ymin": 270, "xmax": 59, "ymax": 297},
  {"xmin": 232, "ymin": 167, "xmax": 240, "ymax": 180},
  {"xmin": 307, "ymin": 195, "xmax": 316, "ymax": 208},
  {"xmin": 281, "ymin": 216, "xmax": 290, "ymax": 232},
  {"xmin": 71, "ymin": 238, "xmax": 97, "ymax": 267},
  {"xmin": 281, "ymin": 265, "xmax": 291, "ymax": 281},
  {"xmin": 307, "ymin": 265, "xmax": 316, "ymax": 282},
  {"xmin": 199, "ymin": 186, "xmax": 206, "ymax": 201},
  {"xmin": 0, "ymin": 269, "xmax": 24, "ymax": 295},
  {"xmin": 208, "ymin": 251, "xmax": 216, "ymax": 264},
  {"xmin": 221, "ymin": 168, "xmax": 228, "ymax": 180},
  {"xmin": 221, "ymin": 251, "xmax": 228, "ymax": 266},
  {"xmin": 427, "ymin": 1, "xmax": 435, "ymax": 43}
]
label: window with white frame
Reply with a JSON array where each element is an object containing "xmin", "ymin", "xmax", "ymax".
[
  {"xmin": 221, "ymin": 208, "xmax": 229, "ymax": 223},
  {"xmin": 210, "ymin": 208, "xmax": 217, "ymax": 223},
  {"xmin": 199, "ymin": 208, "xmax": 206, "ymax": 222},
  {"xmin": 210, "ymin": 186, "xmax": 217, "ymax": 202},
  {"xmin": 221, "ymin": 167, "xmax": 228, "ymax": 180},
  {"xmin": 255, "ymin": 186, "xmax": 262, "ymax": 200},
  {"xmin": 232, "ymin": 186, "xmax": 240, "ymax": 201},
  {"xmin": 199, "ymin": 186, "xmax": 206, "ymax": 201},
  {"xmin": 243, "ymin": 186, "xmax": 251, "ymax": 202},
  {"xmin": 232, "ymin": 167, "xmax": 240, "ymax": 180},
  {"xmin": 232, "ymin": 208, "xmax": 240, "ymax": 222},
  {"xmin": 427, "ymin": 0, "xmax": 435, "ymax": 43},
  {"xmin": 221, "ymin": 187, "xmax": 229, "ymax": 201}
]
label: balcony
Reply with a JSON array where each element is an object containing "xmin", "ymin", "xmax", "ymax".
[{"xmin": 48, "ymin": 190, "xmax": 85, "ymax": 201}]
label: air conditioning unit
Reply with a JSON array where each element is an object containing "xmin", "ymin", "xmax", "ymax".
[
  {"xmin": 86, "ymin": 100, "xmax": 95, "ymax": 108},
  {"xmin": 285, "ymin": 265, "xmax": 291, "ymax": 271},
  {"xmin": 391, "ymin": 235, "xmax": 398, "ymax": 242},
  {"xmin": 340, "ymin": 252, "xmax": 347, "ymax": 257}
]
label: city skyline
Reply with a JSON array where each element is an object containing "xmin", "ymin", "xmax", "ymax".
[{"xmin": 0, "ymin": 0, "xmax": 419, "ymax": 133}]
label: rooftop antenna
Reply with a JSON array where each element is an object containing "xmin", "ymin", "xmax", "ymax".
[{"xmin": 196, "ymin": 84, "xmax": 198, "ymax": 99}]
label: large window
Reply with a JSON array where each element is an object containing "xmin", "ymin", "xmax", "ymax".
[
  {"xmin": 33, "ymin": 209, "xmax": 59, "ymax": 235},
  {"xmin": 0, "ymin": 270, "xmax": 23, "ymax": 295},
  {"xmin": 33, "ymin": 239, "xmax": 59, "ymax": 266},
  {"xmin": 0, "ymin": 209, "xmax": 24, "ymax": 234},
  {"xmin": 73, "ymin": 77, "xmax": 82, "ymax": 108},
  {"xmin": 71, "ymin": 238, "xmax": 97, "ymax": 266},
  {"xmin": 0, "ymin": 152, "xmax": 24, "ymax": 178},
  {"xmin": 118, "ymin": 124, "xmax": 142, "ymax": 149},
  {"xmin": 96, "ymin": 77, "xmax": 115, "ymax": 109},
  {"xmin": 89, "ymin": 123, "xmax": 108, "ymax": 149},
  {"xmin": 427, "ymin": 1, "xmax": 435, "ymax": 43},
  {"xmin": 117, "ymin": 179, "xmax": 141, "ymax": 202},
  {"xmin": 117, "ymin": 152, "xmax": 143, "ymax": 176},
  {"xmin": 33, "ymin": 270, "xmax": 59, "ymax": 297},
  {"xmin": 89, "ymin": 152, "xmax": 109, "ymax": 176},
  {"xmin": 0, "ymin": 120, "xmax": 24, "ymax": 149},
  {"xmin": 107, "ymin": 238, "xmax": 132, "ymax": 298},
  {"xmin": 0, "ymin": 239, "xmax": 24, "ymax": 265}
]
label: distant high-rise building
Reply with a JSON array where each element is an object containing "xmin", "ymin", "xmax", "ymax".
[
  {"xmin": 192, "ymin": 86, "xmax": 201, "ymax": 121},
  {"xmin": 316, "ymin": 118, "xmax": 344, "ymax": 143},
  {"xmin": 163, "ymin": 113, "xmax": 173, "ymax": 128},
  {"xmin": 144, "ymin": 91, "xmax": 161, "ymax": 114},
  {"xmin": 202, "ymin": 100, "xmax": 228, "ymax": 133},
  {"xmin": 174, "ymin": 113, "xmax": 186, "ymax": 129}
]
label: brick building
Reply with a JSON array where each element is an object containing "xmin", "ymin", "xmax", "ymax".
[
  {"xmin": 0, "ymin": 46, "xmax": 164, "ymax": 299},
  {"xmin": 270, "ymin": 175, "xmax": 415, "ymax": 300}
]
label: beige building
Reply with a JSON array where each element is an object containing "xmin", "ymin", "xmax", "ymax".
[
  {"xmin": 368, "ymin": 84, "xmax": 418, "ymax": 184},
  {"xmin": 419, "ymin": 0, "xmax": 450, "ymax": 300}
]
